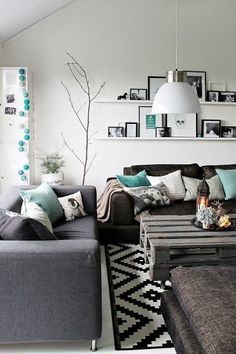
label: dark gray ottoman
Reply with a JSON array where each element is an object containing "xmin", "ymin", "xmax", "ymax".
[{"xmin": 161, "ymin": 266, "xmax": 236, "ymax": 354}]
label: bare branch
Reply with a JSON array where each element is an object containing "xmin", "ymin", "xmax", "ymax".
[
  {"xmin": 91, "ymin": 82, "xmax": 106, "ymax": 102},
  {"xmin": 61, "ymin": 132, "xmax": 84, "ymax": 166},
  {"xmin": 85, "ymin": 153, "xmax": 97, "ymax": 174},
  {"xmin": 67, "ymin": 63, "xmax": 88, "ymax": 95},
  {"xmin": 67, "ymin": 52, "xmax": 86, "ymax": 76},
  {"xmin": 61, "ymin": 80, "xmax": 86, "ymax": 131},
  {"xmin": 76, "ymin": 102, "xmax": 86, "ymax": 114}
]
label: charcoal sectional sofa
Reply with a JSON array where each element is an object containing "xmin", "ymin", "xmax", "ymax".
[
  {"xmin": 98, "ymin": 163, "xmax": 236, "ymax": 244},
  {"xmin": 0, "ymin": 185, "xmax": 101, "ymax": 351}
]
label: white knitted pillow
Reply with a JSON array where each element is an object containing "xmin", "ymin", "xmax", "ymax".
[{"xmin": 147, "ymin": 170, "xmax": 185, "ymax": 201}]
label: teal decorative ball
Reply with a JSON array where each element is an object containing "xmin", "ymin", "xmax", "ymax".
[
  {"xmin": 21, "ymin": 175, "xmax": 27, "ymax": 181},
  {"xmin": 19, "ymin": 75, "xmax": 25, "ymax": 81},
  {"xmin": 23, "ymin": 164, "xmax": 29, "ymax": 170},
  {"xmin": 19, "ymin": 111, "xmax": 25, "ymax": 117},
  {"xmin": 24, "ymin": 128, "xmax": 29, "ymax": 134},
  {"xmin": 19, "ymin": 68, "xmax": 25, "ymax": 74},
  {"xmin": 18, "ymin": 141, "xmax": 24, "ymax": 146},
  {"xmin": 24, "ymin": 105, "xmax": 30, "ymax": 110},
  {"xmin": 24, "ymin": 135, "xmax": 30, "ymax": 140},
  {"xmin": 24, "ymin": 99, "xmax": 30, "ymax": 105},
  {"xmin": 23, "ymin": 92, "xmax": 29, "ymax": 98},
  {"xmin": 18, "ymin": 147, "xmax": 24, "ymax": 152},
  {"xmin": 18, "ymin": 170, "xmax": 24, "ymax": 175}
]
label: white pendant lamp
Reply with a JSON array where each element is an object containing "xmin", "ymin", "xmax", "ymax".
[{"xmin": 152, "ymin": 0, "xmax": 200, "ymax": 115}]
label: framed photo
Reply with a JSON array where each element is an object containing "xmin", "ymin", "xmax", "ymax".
[
  {"xmin": 167, "ymin": 114, "xmax": 197, "ymax": 137},
  {"xmin": 221, "ymin": 126, "xmax": 236, "ymax": 138},
  {"xmin": 155, "ymin": 127, "xmax": 171, "ymax": 138},
  {"xmin": 201, "ymin": 119, "xmax": 221, "ymax": 138},
  {"xmin": 184, "ymin": 71, "xmax": 206, "ymax": 102},
  {"xmin": 138, "ymin": 106, "xmax": 162, "ymax": 138},
  {"xmin": 148, "ymin": 76, "xmax": 166, "ymax": 100},
  {"xmin": 207, "ymin": 91, "xmax": 220, "ymax": 102},
  {"xmin": 108, "ymin": 126, "xmax": 124, "ymax": 137},
  {"xmin": 130, "ymin": 89, "xmax": 147, "ymax": 100},
  {"xmin": 125, "ymin": 122, "xmax": 138, "ymax": 137},
  {"xmin": 219, "ymin": 91, "xmax": 236, "ymax": 102}
]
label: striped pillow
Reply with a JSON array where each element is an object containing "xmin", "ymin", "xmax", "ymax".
[{"xmin": 147, "ymin": 170, "xmax": 185, "ymax": 201}]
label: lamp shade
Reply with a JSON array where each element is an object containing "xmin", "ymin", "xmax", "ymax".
[{"xmin": 152, "ymin": 82, "xmax": 201, "ymax": 114}]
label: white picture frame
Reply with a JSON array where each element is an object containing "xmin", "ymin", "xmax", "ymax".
[{"xmin": 167, "ymin": 114, "xmax": 197, "ymax": 137}]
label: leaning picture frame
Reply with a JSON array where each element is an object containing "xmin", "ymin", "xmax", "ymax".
[
  {"xmin": 130, "ymin": 89, "xmax": 147, "ymax": 100},
  {"xmin": 125, "ymin": 122, "xmax": 138, "ymax": 137},
  {"xmin": 221, "ymin": 126, "xmax": 236, "ymax": 138},
  {"xmin": 108, "ymin": 126, "xmax": 124, "ymax": 138},
  {"xmin": 148, "ymin": 76, "xmax": 166, "ymax": 100},
  {"xmin": 184, "ymin": 71, "xmax": 206, "ymax": 102},
  {"xmin": 138, "ymin": 106, "xmax": 162, "ymax": 138},
  {"xmin": 201, "ymin": 119, "xmax": 221, "ymax": 138},
  {"xmin": 167, "ymin": 114, "xmax": 197, "ymax": 137}
]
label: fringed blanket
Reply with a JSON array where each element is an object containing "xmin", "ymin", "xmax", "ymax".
[{"xmin": 97, "ymin": 179, "xmax": 124, "ymax": 223}]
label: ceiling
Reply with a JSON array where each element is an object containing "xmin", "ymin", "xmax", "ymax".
[{"xmin": 0, "ymin": 0, "xmax": 78, "ymax": 41}]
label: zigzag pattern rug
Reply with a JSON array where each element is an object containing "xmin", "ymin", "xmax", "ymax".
[{"xmin": 105, "ymin": 243, "xmax": 173, "ymax": 350}]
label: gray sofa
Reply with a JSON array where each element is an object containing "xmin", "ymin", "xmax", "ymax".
[{"xmin": 0, "ymin": 185, "xmax": 101, "ymax": 351}]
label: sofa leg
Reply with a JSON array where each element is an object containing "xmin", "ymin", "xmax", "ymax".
[{"xmin": 90, "ymin": 339, "xmax": 97, "ymax": 351}]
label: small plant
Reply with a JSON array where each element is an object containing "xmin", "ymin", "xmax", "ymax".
[
  {"xmin": 40, "ymin": 152, "xmax": 65, "ymax": 174},
  {"xmin": 196, "ymin": 206, "xmax": 218, "ymax": 225}
]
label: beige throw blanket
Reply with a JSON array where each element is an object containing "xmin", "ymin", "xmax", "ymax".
[{"xmin": 97, "ymin": 179, "xmax": 124, "ymax": 223}]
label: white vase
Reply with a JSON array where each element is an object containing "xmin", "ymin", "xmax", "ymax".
[
  {"xmin": 41, "ymin": 172, "xmax": 64, "ymax": 186},
  {"xmin": 202, "ymin": 222, "xmax": 210, "ymax": 230}
]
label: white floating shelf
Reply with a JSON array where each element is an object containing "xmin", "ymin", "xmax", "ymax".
[
  {"xmin": 96, "ymin": 137, "xmax": 236, "ymax": 141},
  {"xmin": 95, "ymin": 99, "xmax": 236, "ymax": 106}
]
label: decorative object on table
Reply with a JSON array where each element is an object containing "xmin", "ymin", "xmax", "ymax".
[
  {"xmin": 196, "ymin": 178, "xmax": 210, "ymax": 211},
  {"xmin": 39, "ymin": 152, "xmax": 65, "ymax": 185},
  {"xmin": 108, "ymin": 126, "xmax": 124, "ymax": 137},
  {"xmin": 183, "ymin": 71, "xmax": 206, "ymax": 102},
  {"xmin": 125, "ymin": 122, "xmax": 138, "ymax": 137},
  {"xmin": 207, "ymin": 90, "xmax": 220, "ymax": 102},
  {"xmin": 148, "ymin": 76, "xmax": 166, "ymax": 100},
  {"xmin": 117, "ymin": 92, "xmax": 128, "ymax": 100},
  {"xmin": 167, "ymin": 113, "xmax": 197, "ymax": 137},
  {"xmin": 130, "ymin": 88, "xmax": 147, "ymax": 100},
  {"xmin": 155, "ymin": 127, "xmax": 171, "ymax": 137},
  {"xmin": 221, "ymin": 126, "xmax": 236, "ymax": 138},
  {"xmin": 105, "ymin": 243, "xmax": 173, "ymax": 350},
  {"xmin": 196, "ymin": 206, "xmax": 218, "ymax": 229},
  {"xmin": 201, "ymin": 119, "xmax": 221, "ymax": 138},
  {"xmin": 138, "ymin": 106, "xmax": 162, "ymax": 138},
  {"xmin": 219, "ymin": 91, "xmax": 236, "ymax": 102},
  {"xmin": 61, "ymin": 53, "xmax": 105, "ymax": 184},
  {"xmin": 195, "ymin": 203, "xmax": 233, "ymax": 230}
]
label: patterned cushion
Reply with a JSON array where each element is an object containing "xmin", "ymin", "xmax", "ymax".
[
  {"xmin": 147, "ymin": 170, "xmax": 186, "ymax": 201},
  {"xmin": 124, "ymin": 183, "xmax": 170, "ymax": 215},
  {"xmin": 58, "ymin": 191, "xmax": 86, "ymax": 221}
]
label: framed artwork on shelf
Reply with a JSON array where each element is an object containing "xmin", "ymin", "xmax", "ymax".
[
  {"xmin": 130, "ymin": 89, "xmax": 147, "ymax": 100},
  {"xmin": 221, "ymin": 126, "xmax": 236, "ymax": 138},
  {"xmin": 219, "ymin": 91, "xmax": 236, "ymax": 102},
  {"xmin": 138, "ymin": 106, "xmax": 162, "ymax": 138},
  {"xmin": 207, "ymin": 90, "xmax": 220, "ymax": 102},
  {"xmin": 201, "ymin": 119, "xmax": 221, "ymax": 138},
  {"xmin": 184, "ymin": 71, "xmax": 206, "ymax": 102},
  {"xmin": 147, "ymin": 76, "xmax": 166, "ymax": 100},
  {"xmin": 125, "ymin": 122, "xmax": 138, "ymax": 137},
  {"xmin": 108, "ymin": 126, "xmax": 124, "ymax": 137},
  {"xmin": 155, "ymin": 127, "xmax": 171, "ymax": 138},
  {"xmin": 167, "ymin": 114, "xmax": 197, "ymax": 137}
]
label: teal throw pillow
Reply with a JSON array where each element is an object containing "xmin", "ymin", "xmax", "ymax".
[
  {"xmin": 216, "ymin": 169, "xmax": 236, "ymax": 199},
  {"xmin": 116, "ymin": 170, "xmax": 151, "ymax": 187},
  {"xmin": 20, "ymin": 183, "xmax": 64, "ymax": 224}
]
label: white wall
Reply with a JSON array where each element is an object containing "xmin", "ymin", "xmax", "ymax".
[
  {"xmin": 2, "ymin": 0, "xmax": 236, "ymax": 195},
  {"xmin": 0, "ymin": 41, "xmax": 3, "ymax": 65}
]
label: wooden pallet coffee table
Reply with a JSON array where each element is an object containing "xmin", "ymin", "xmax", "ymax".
[{"xmin": 140, "ymin": 214, "xmax": 236, "ymax": 282}]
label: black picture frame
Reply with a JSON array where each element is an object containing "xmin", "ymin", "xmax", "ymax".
[
  {"xmin": 201, "ymin": 119, "xmax": 221, "ymax": 138},
  {"xmin": 184, "ymin": 71, "xmax": 206, "ymax": 102},
  {"xmin": 130, "ymin": 89, "xmax": 147, "ymax": 100},
  {"xmin": 108, "ymin": 126, "xmax": 124, "ymax": 137},
  {"xmin": 221, "ymin": 126, "xmax": 236, "ymax": 138},
  {"xmin": 207, "ymin": 90, "xmax": 220, "ymax": 102},
  {"xmin": 219, "ymin": 91, "xmax": 236, "ymax": 102},
  {"xmin": 148, "ymin": 76, "xmax": 166, "ymax": 100},
  {"xmin": 125, "ymin": 122, "xmax": 138, "ymax": 137}
]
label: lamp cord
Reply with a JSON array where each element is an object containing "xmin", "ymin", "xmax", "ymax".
[{"xmin": 175, "ymin": 0, "xmax": 178, "ymax": 71}]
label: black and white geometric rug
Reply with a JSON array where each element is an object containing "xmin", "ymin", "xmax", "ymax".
[{"xmin": 105, "ymin": 243, "xmax": 173, "ymax": 350}]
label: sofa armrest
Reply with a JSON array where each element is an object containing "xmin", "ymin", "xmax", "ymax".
[
  {"xmin": 0, "ymin": 239, "xmax": 101, "ymax": 343},
  {"xmin": 110, "ymin": 191, "xmax": 134, "ymax": 225}
]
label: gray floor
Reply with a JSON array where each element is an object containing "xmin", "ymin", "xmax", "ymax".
[{"xmin": 0, "ymin": 247, "xmax": 176, "ymax": 354}]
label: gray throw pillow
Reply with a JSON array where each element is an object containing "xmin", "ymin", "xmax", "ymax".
[
  {"xmin": 124, "ymin": 183, "xmax": 170, "ymax": 215},
  {"xmin": 183, "ymin": 175, "xmax": 224, "ymax": 201}
]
